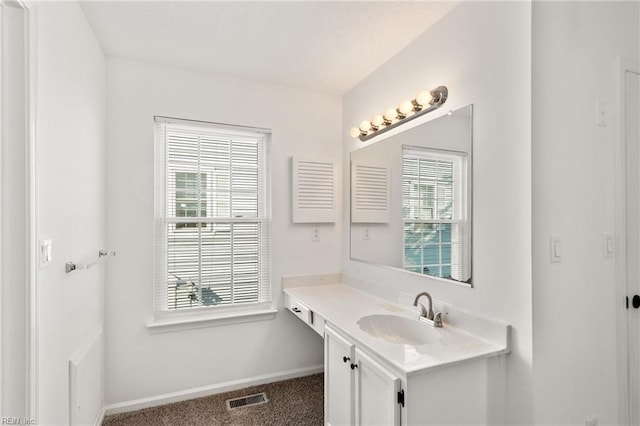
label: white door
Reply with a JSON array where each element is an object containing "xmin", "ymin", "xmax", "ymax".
[
  {"xmin": 626, "ymin": 68, "xmax": 640, "ymax": 426},
  {"xmin": 28, "ymin": 5, "xmax": 107, "ymax": 423},
  {"xmin": 354, "ymin": 347, "xmax": 401, "ymax": 426},
  {"xmin": 325, "ymin": 325, "xmax": 355, "ymax": 426}
]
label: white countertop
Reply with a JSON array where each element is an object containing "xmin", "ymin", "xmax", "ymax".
[{"xmin": 284, "ymin": 283, "xmax": 509, "ymax": 376}]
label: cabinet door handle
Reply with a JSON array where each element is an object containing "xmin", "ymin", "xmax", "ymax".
[
  {"xmin": 292, "ymin": 307, "xmax": 301, "ymax": 313},
  {"xmin": 350, "ymin": 363, "xmax": 358, "ymax": 370},
  {"xmin": 343, "ymin": 356, "xmax": 350, "ymax": 363}
]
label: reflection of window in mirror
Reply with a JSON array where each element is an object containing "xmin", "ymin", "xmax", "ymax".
[{"xmin": 402, "ymin": 146, "xmax": 470, "ymax": 282}]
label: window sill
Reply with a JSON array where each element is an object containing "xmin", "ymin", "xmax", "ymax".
[{"xmin": 146, "ymin": 307, "xmax": 278, "ymax": 334}]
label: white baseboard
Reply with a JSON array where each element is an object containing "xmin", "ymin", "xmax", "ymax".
[
  {"xmin": 103, "ymin": 365, "xmax": 324, "ymax": 416},
  {"xmin": 94, "ymin": 407, "xmax": 105, "ymax": 426}
]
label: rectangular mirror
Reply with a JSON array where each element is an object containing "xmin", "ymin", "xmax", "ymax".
[{"xmin": 350, "ymin": 104, "xmax": 473, "ymax": 286}]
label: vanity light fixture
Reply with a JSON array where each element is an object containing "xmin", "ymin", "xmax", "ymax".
[{"xmin": 349, "ymin": 85, "xmax": 448, "ymax": 142}]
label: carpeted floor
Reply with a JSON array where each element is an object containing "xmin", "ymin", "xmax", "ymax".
[{"xmin": 103, "ymin": 373, "xmax": 324, "ymax": 426}]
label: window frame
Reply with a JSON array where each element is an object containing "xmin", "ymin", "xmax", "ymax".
[{"xmin": 151, "ymin": 116, "xmax": 274, "ymax": 330}]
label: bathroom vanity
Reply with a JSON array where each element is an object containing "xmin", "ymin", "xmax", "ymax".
[
  {"xmin": 284, "ymin": 283, "xmax": 510, "ymax": 426},
  {"xmin": 284, "ymin": 80, "xmax": 507, "ymax": 426}
]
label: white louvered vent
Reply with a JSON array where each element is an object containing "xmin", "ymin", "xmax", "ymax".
[
  {"xmin": 351, "ymin": 161, "xmax": 391, "ymax": 223},
  {"xmin": 292, "ymin": 157, "xmax": 337, "ymax": 223}
]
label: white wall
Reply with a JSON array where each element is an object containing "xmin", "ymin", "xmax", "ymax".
[
  {"xmin": 342, "ymin": 2, "xmax": 533, "ymax": 423},
  {"xmin": 34, "ymin": 2, "xmax": 107, "ymax": 424},
  {"xmin": 1, "ymin": 3, "xmax": 27, "ymax": 418},
  {"xmin": 105, "ymin": 57, "xmax": 342, "ymax": 405},
  {"xmin": 532, "ymin": 2, "xmax": 639, "ymax": 424}
]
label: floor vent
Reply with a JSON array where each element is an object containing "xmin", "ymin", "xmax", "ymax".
[{"xmin": 226, "ymin": 392, "xmax": 269, "ymax": 411}]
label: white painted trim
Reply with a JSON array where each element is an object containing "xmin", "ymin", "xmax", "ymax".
[
  {"xmin": 94, "ymin": 408, "xmax": 105, "ymax": 426},
  {"xmin": 0, "ymin": 3, "xmax": 5, "ymax": 415},
  {"xmin": 20, "ymin": 0, "xmax": 37, "ymax": 420},
  {"xmin": 0, "ymin": 0, "xmax": 35, "ymax": 418},
  {"xmin": 69, "ymin": 325, "xmax": 103, "ymax": 426},
  {"xmin": 103, "ymin": 365, "xmax": 324, "ymax": 416},
  {"xmin": 146, "ymin": 307, "xmax": 278, "ymax": 334},
  {"xmin": 614, "ymin": 56, "xmax": 640, "ymax": 426}
]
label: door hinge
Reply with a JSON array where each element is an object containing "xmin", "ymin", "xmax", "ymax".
[{"xmin": 397, "ymin": 389, "xmax": 405, "ymax": 407}]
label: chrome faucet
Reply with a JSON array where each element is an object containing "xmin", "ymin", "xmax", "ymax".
[{"xmin": 413, "ymin": 291, "xmax": 443, "ymax": 327}]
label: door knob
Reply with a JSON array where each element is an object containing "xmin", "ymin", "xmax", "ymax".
[
  {"xmin": 343, "ymin": 356, "xmax": 350, "ymax": 363},
  {"xmin": 350, "ymin": 363, "xmax": 358, "ymax": 370}
]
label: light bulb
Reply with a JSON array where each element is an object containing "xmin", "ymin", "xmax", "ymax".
[
  {"xmin": 384, "ymin": 108, "xmax": 398, "ymax": 121},
  {"xmin": 359, "ymin": 120, "xmax": 372, "ymax": 132},
  {"xmin": 398, "ymin": 100, "xmax": 414, "ymax": 115},
  {"xmin": 415, "ymin": 90, "xmax": 433, "ymax": 106},
  {"xmin": 371, "ymin": 115, "xmax": 384, "ymax": 127},
  {"xmin": 349, "ymin": 127, "xmax": 361, "ymax": 138}
]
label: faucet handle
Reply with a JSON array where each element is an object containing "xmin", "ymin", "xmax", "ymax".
[{"xmin": 433, "ymin": 312, "xmax": 443, "ymax": 327}]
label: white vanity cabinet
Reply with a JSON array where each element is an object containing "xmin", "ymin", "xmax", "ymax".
[
  {"xmin": 353, "ymin": 347, "xmax": 401, "ymax": 426},
  {"xmin": 325, "ymin": 324, "xmax": 401, "ymax": 426},
  {"xmin": 284, "ymin": 293, "xmax": 325, "ymax": 336},
  {"xmin": 325, "ymin": 322, "xmax": 489, "ymax": 426},
  {"xmin": 283, "ymin": 284, "xmax": 510, "ymax": 425},
  {"xmin": 325, "ymin": 325, "xmax": 355, "ymax": 426}
]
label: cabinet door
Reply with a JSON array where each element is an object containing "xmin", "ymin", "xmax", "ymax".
[
  {"xmin": 325, "ymin": 325, "xmax": 355, "ymax": 426},
  {"xmin": 354, "ymin": 347, "xmax": 401, "ymax": 426}
]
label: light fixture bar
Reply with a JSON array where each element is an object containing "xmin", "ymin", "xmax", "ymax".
[{"xmin": 350, "ymin": 86, "xmax": 448, "ymax": 142}]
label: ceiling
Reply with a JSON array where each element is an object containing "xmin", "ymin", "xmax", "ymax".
[{"xmin": 80, "ymin": 1, "xmax": 457, "ymax": 95}]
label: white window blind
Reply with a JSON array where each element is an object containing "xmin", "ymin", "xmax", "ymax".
[
  {"xmin": 402, "ymin": 146, "xmax": 470, "ymax": 282},
  {"xmin": 154, "ymin": 117, "xmax": 271, "ymax": 312}
]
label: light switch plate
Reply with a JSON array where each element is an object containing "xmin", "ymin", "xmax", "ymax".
[
  {"xmin": 596, "ymin": 101, "xmax": 607, "ymax": 127},
  {"xmin": 550, "ymin": 235, "xmax": 562, "ymax": 263},
  {"xmin": 39, "ymin": 239, "xmax": 52, "ymax": 268},
  {"xmin": 603, "ymin": 233, "xmax": 615, "ymax": 258}
]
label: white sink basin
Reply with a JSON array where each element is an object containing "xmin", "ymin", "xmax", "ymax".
[{"xmin": 357, "ymin": 314, "xmax": 440, "ymax": 345}]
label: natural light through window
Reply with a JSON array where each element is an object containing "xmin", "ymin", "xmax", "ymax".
[
  {"xmin": 402, "ymin": 146, "xmax": 470, "ymax": 283},
  {"xmin": 154, "ymin": 118, "xmax": 271, "ymax": 313}
]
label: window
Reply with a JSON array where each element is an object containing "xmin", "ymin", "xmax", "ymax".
[
  {"xmin": 175, "ymin": 172, "xmax": 207, "ymax": 229},
  {"xmin": 402, "ymin": 146, "xmax": 470, "ymax": 282},
  {"xmin": 154, "ymin": 117, "xmax": 271, "ymax": 313}
]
